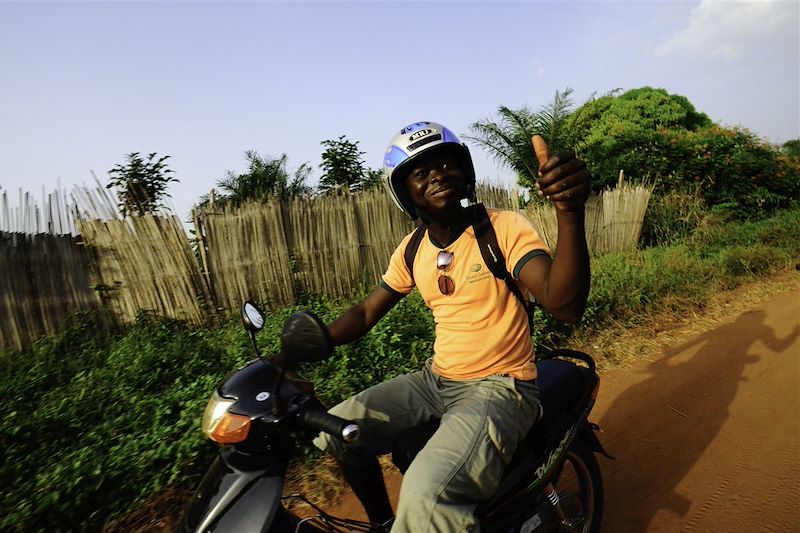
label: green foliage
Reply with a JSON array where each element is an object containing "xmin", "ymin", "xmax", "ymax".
[
  {"xmin": 467, "ymin": 88, "xmax": 576, "ymax": 189},
  {"xmin": 201, "ymin": 151, "xmax": 312, "ymax": 208},
  {"xmin": 688, "ymin": 206, "xmax": 800, "ymax": 259},
  {"xmin": 564, "ymin": 87, "xmax": 798, "ymax": 217},
  {"xmin": 537, "ymin": 207, "xmax": 799, "ymax": 348},
  {"xmin": 301, "ymin": 290, "xmax": 434, "ymax": 407},
  {"xmin": 471, "ymin": 86, "xmax": 798, "ymax": 219},
  {"xmin": 582, "ymin": 245, "xmax": 719, "ymax": 328},
  {"xmin": 640, "ymin": 188, "xmax": 707, "ymax": 247},
  {"xmin": 0, "ymin": 312, "xmax": 250, "ymax": 531},
  {"xmin": 107, "ymin": 152, "xmax": 178, "ymax": 216},
  {"xmin": 2, "ymin": 207, "xmax": 798, "ymax": 531},
  {"xmin": 565, "ymin": 86, "xmax": 712, "ymax": 186},
  {"xmin": 718, "ymin": 244, "xmax": 789, "ymax": 277},
  {"xmin": 318, "ymin": 135, "xmax": 382, "ymax": 194},
  {"xmin": 782, "ymin": 139, "xmax": 800, "ymax": 159}
]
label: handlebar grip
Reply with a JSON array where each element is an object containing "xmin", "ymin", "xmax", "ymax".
[{"xmin": 300, "ymin": 408, "xmax": 360, "ymax": 443}]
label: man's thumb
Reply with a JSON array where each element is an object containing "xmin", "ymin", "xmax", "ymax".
[{"xmin": 532, "ymin": 135, "xmax": 550, "ymax": 169}]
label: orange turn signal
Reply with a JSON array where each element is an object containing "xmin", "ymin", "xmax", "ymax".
[{"xmin": 209, "ymin": 412, "xmax": 251, "ymax": 444}]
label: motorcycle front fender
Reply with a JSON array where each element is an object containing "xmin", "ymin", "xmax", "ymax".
[
  {"xmin": 179, "ymin": 451, "xmax": 286, "ymax": 533},
  {"xmin": 580, "ymin": 422, "xmax": 615, "ymax": 460}
]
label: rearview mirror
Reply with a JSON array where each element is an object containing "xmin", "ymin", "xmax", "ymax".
[
  {"xmin": 241, "ymin": 301, "xmax": 265, "ymax": 333},
  {"xmin": 281, "ymin": 311, "xmax": 333, "ymax": 364}
]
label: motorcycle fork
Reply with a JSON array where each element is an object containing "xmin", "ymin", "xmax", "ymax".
[{"xmin": 543, "ymin": 483, "xmax": 582, "ymax": 530}]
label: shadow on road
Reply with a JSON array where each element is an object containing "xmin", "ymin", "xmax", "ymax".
[{"xmin": 598, "ymin": 308, "xmax": 799, "ymax": 532}]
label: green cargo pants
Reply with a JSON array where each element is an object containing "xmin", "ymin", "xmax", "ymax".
[{"xmin": 313, "ymin": 360, "xmax": 540, "ymax": 533}]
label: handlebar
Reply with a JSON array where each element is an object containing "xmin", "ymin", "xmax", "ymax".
[{"xmin": 299, "ymin": 408, "xmax": 360, "ymax": 443}]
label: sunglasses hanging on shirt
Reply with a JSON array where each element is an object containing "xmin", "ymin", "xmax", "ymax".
[{"xmin": 436, "ymin": 250, "xmax": 455, "ymax": 295}]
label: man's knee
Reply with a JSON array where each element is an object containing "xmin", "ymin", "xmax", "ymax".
[{"xmin": 395, "ymin": 461, "xmax": 480, "ymax": 533}]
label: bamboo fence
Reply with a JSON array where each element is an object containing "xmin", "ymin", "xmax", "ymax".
[
  {"xmin": 523, "ymin": 171, "xmax": 652, "ymax": 255},
  {"xmin": 0, "ymin": 231, "xmax": 97, "ymax": 352},
  {"xmin": 193, "ymin": 183, "xmax": 517, "ymax": 308},
  {"xmin": 1, "ymin": 178, "xmax": 650, "ymax": 352},
  {"xmin": 1, "ymin": 187, "xmax": 79, "ymax": 235},
  {"xmin": 76, "ymin": 215, "xmax": 211, "ymax": 324},
  {"xmin": 600, "ymin": 172, "xmax": 653, "ymax": 253},
  {"xmin": 196, "ymin": 201, "xmax": 296, "ymax": 311}
]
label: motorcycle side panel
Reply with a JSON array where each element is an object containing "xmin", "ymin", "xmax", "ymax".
[{"xmin": 180, "ymin": 455, "xmax": 284, "ymax": 533}]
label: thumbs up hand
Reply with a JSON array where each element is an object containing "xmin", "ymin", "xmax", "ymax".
[{"xmin": 532, "ymin": 135, "xmax": 591, "ymax": 213}]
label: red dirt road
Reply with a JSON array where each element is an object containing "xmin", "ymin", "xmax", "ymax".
[
  {"xmin": 596, "ymin": 287, "xmax": 799, "ymax": 532},
  {"xmin": 330, "ymin": 286, "xmax": 800, "ymax": 531}
]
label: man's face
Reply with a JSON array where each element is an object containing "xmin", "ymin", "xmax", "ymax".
[{"xmin": 404, "ymin": 151, "xmax": 467, "ymax": 216}]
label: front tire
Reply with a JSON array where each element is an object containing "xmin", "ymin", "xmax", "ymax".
[{"xmin": 551, "ymin": 440, "xmax": 603, "ymax": 533}]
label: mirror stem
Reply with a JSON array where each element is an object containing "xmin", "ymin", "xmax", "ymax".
[{"xmin": 249, "ymin": 332, "xmax": 261, "ymax": 358}]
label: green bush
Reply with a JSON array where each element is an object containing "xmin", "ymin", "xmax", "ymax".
[
  {"xmin": 688, "ymin": 206, "xmax": 800, "ymax": 257},
  {"xmin": 303, "ymin": 291, "xmax": 434, "ymax": 407},
  {"xmin": 719, "ymin": 244, "xmax": 789, "ymax": 277},
  {"xmin": 640, "ymin": 189, "xmax": 707, "ymax": 247},
  {"xmin": 565, "ymin": 87, "xmax": 800, "ymax": 218},
  {"xmin": 0, "ymin": 313, "xmax": 249, "ymax": 531},
  {"xmin": 581, "ymin": 245, "xmax": 718, "ymax": 327}
]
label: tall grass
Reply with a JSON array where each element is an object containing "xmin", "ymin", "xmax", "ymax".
[
  {"xmin": 1, "ymin": 207, "xmax": 798, "ymax": 532},
  {"xmin": 639, "ymin": 189, "xmax": 706, "ymax": 247}
]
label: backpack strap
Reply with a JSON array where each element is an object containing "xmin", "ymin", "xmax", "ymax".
[
  {"xmin": 403, "ymin": 223, "xmax": 427, "ymax": 280},
  {"xmin": 468, "ymin": 204, "xmax": 535, "ymax": 332}
]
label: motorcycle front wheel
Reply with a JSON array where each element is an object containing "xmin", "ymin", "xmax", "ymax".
[{"xmin": 550, "ymin": 440, "xmax": 603, "ymax": 533}]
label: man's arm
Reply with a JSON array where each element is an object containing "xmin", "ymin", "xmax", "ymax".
[
  {"xmin": 518, "ymin": 136, "xmax": 591, "ymax": 323},
  {"xmin": 328, "ymin": 285, "xmax": 405, "ymax": 345}
]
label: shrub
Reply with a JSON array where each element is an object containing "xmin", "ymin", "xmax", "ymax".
[
  {"xmin": 719, "ymin": 245, "xmax": 789, "ymax": 277},
  {"xmin": 0, "ymin": 314, "xmax": 249, "ymax": 532},
  {"xmin": 301, "ymin": 290, "xmax": 435, "ymax": 407},
  {"xmin": 565, "ymin": 87, "xmax": 800, "ymax": 218},
  {"xmin": 640, "ymin": 189, "xmax": 707, "ymax": 247}
]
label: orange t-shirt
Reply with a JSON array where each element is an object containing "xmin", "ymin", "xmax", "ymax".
[{"xmin": 381, "ymin": 208, "xmax": 550, "ymax": 381}]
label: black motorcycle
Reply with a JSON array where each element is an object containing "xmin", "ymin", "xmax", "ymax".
[{"xmin": 178, "ymin": 302, "xmax": 611, "ymax": 532}]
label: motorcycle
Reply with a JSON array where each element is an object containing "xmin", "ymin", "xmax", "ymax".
[{"xmin": 178, "ymin": 302, "xmax": 612, "ymax": 532}]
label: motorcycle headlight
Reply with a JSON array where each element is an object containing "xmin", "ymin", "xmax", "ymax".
[{"xmin": 202, "ymin": 390, "xmax": 251, "ymax": 444}]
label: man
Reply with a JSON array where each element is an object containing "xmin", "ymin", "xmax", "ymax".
[{"xmin": 314, "ymin": 121, "xmax": 590, "ymax": 532}]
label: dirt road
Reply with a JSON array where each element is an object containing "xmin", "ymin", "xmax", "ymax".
[
  {"xmin": 596, "ymin": 287, "xmax": 799, "ymax": 532},
  {"xmin": 330, "ymin": 285, "xmax": 800, "ymax": 531}
]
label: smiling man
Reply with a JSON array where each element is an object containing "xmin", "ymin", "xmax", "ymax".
[{"xmin": 313, "ymin": 121, "xmax": 591, "ymax": 532}]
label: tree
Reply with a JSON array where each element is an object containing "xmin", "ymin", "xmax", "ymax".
[
  {"xmin": 107, "ymin": 152, "xmax": 178, "ymax": 216},
  {"xmin": 466, "ymin": 88, "xmax": 577, "ymax": 190},
  {"xmin": 203, "ymin": 151, "xmax": 312, "ymax": 208},
  {"xmin": 565, "ymin": 87, "xmax": 797, "ymax": 216},
  {"xmin": 468, "ymin": 86, "xmax": 797, "ymax": 216},
  {"xmin": 564, "ymin": 86, "xmax": 713, "ymax": 188},
  {"xmin": 318, "ymin": 135, "xmax": 382, "ymax": 194},
  {"xmin": 782, "ymin": 139, "xmax": 800, "ymax": 159}
]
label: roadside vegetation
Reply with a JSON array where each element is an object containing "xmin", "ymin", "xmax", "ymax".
[{"xmin": 2, "ymin": 201, "xmax": 798, "ymax": 532}]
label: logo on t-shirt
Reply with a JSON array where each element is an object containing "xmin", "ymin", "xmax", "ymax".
[{"xmin": 467, "ymin": 264, "xmax": 492, "ymax": 284}]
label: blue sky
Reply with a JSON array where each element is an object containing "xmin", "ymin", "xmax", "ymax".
[{"xmin": 1, "ymin": 1, "xmax": 798, "ymax": 224}]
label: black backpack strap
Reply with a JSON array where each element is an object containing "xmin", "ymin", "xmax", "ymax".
[
  {"xmin": 469, "ymin": 204, "xmax": 535, "ymax": 332},
  {"xmin": 403, "ymin": 224, "xmax": 427, "ymax": 281}
]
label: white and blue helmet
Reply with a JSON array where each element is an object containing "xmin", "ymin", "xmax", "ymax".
[{"xmin": 382, "ymin": 121, "xmax": 476, "ymax": 219}]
